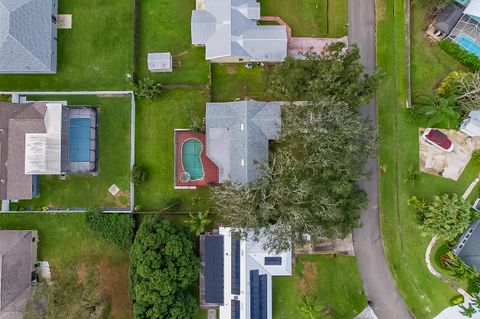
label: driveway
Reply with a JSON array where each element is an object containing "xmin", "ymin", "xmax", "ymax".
[{"xmin": 348, "ymin": 0, "xmax": 413, "ymax": 318}]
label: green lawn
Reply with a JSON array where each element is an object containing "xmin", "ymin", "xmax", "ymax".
[
  {"xmin": 211, "ymin": 64, "xmax": 272, "ymax": 102},
  {"xmin": 0, "ymin": 213, "xmax": 132, "ymax": 319},
  {"xmin": 272, "ymin": 255, "xmax": 366, "ymax": 319},
  {"xmin": 260, "ymin": 0, "xmax": 348, "ymax": 37},
  {"xmin": 137, "ymin": 0, "xmax": 209, "ymax": 85},
  {"xmin": 12, "ymin": 95, "xmax": 131, "ymax": 210},
  {"xmin": 0, "ymin": 0, "xmax": 134, "ymax": 91},
  {"xmin": 135, "ymin": 90, "xmax": 210, "ymax": 212},
  {"xmin": 378, "ymin": 1, "xmax": 469, "ymax": 318}
]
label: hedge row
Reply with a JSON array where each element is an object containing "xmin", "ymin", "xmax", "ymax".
[
  {"xmin": 85, "ymin": 208, "xmax": 135, "ymax": 248},
  {"xmin": 439, "ymin": 39, "xmax": 480, "ymax": 71}
]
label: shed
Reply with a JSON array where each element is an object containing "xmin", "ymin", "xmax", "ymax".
[
  {"xmin": 147, "ymin": 53, "xmax": 173, "ymax": 73},
  {"xmin": 460, "ymin": 110, "xmax": 480, "ymax": 137}
]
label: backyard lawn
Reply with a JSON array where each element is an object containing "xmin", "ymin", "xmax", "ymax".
[
  {"xmin": 260, "ymin": 0, "xmax": 348, "ymax": 37},
  {"xmin": 137, "ymin": 0, "xmax": 209, "ymax": 85},
  {"xmin": 272, "ymin": 255, "xmax": 366, "ymax": 319},
  {"xmin": 135, "ymin": 89, "xmax": 210, "ymax": 212},
  {"xmin": 0, "ymin": 213, "xmax": 132, "ymax": 319},
  {"xmin": 12, "ymin": 95, "xmax": 131, "ymax": 210},
  {"xmin": 378, "ymin": 1, "xmax": 468, "ymax": 317},
  {"xmin": 211, "ymin": 64, "xmax": 272, "ymax": 102},
  {"xmin": 0, "ymin": 0, "xmax": 134, "ymax": 91}
]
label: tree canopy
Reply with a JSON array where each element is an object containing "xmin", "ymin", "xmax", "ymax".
[
  {"xmin": 409, "ymin": 193, "xmax": 474, "ymax": 241},
  {"xmin": 129, "ymin": 216, "xmax": 199, "ymax": 319},
  {"xmin": 212, "ymin": 97, "xmax": 377, "ymax": 252},
  {"xmin": 265, "ymin": 42, "xmax": 379, "ymax": 107}
]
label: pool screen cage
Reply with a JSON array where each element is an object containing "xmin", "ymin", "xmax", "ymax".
[
  {"xmin": 448, "ymin": 14, "xmax": 480, "ymax": 46},
  {"xmin": 61, "ymin": 106, "xmax": 98, "ymax": 174},
  {"xmin": 174, "ymin": 129, "xmax": 205, "ymax": 189}
]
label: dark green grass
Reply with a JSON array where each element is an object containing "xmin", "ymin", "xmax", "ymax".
[
  {"xmin": 137, "ymin": 0, "xmax": 209, "ymax": 85},
  {"xmin": 135, "ymin": 89, "xmax": 210, "ymax": 212},
  {"xmin": 211, "ymin": 64, "xmax": 272, "ymax": 102},
  {"xmin": 377, "ymin": 1, "xmax": 469, "ymax": 317},
  {"xmin": 260, "ymin": 0, "xmax": 348, "ymax": 37},
  {"xmin": 0, "ymin": 0, "xmax": 134, "ymax": 91},
  {"xmin": 272, "ymin": 255, "xmax": 366, "ymax": 319},
  {"xmin": 12, "ymin": 95, "xmax": 131, "ymax": 210}
]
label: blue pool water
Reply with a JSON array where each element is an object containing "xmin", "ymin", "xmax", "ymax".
[
  {"xmin": 457, "ymin": 33, "xmax": 480, "ymax": 58},
  {"xmin": 69, "ymin": 118, "xmax": 91, "ymax": 162},
  {"xmin": 181, "ymin": 138, "xmax": 204, "ymax": 181}
]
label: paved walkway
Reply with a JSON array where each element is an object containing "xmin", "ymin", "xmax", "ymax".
[{"xmin": 348, "ymin": 0, "xmax": 413, "ymax": 317}]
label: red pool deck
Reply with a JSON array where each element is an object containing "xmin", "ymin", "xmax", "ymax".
[{"xmin": 174, "ymin": 130, "xmax": 219, "ymax": 189}]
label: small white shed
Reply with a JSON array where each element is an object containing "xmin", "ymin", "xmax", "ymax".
[
  {"xmin": 147, "ymin": 52, "xmax": 173, "ymax": 73},
  {"xmin": 460, "ymin": 110, "xmax": 480, "ymax": 137}
]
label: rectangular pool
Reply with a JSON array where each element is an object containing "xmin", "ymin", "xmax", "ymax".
[
  {"xmin": 457, "ymin": 33, "xmax": 480, "ymax": 58},
  {"xmin": 69, "ymin": 118, "xmax": 91, "ymax": 162}
]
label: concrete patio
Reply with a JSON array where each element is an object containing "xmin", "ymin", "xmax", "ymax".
[{"xmin": 419, "ymin": 128, "xmax": 480, "ymax": 181}]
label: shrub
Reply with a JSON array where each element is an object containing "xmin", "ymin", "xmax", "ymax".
[
  {"xmin": 129, "ymin": 77, "xmax": 163, "ymax": 99},
  {"xmin": 130, "ymin": 164, "xmax": 147, "ymax": 185},
  {"xmin": 450, "ymin": 294, "xmax": 464, "ymax": 306},
  {"xmin": 84, "ymin": 209, "xmax": 135, "ymax": 248},
  {"xmin": 439, "ymin": 40, "xmax": 480, "ymax": 71}
]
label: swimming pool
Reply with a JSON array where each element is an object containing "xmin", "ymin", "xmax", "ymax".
[
  {"xmin": 69, "ymin": 118, "xmax": 91, "ymax": 162},
  {"xmin": 457, "ymin": 33, "xmax": 480, "ymax": 58},
  {"xmin": 181, "ymin": 138, "xmax": 204, "ymax": 181}
]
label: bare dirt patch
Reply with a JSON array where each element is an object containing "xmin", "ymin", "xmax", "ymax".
[
  {"xmin": 226, "ymin": 66, "xmax": 237, "ymax": 75},
  {"xmin": 97, "ymin": 261, "xmax": 132, "ymax": 319},
  {"xmin": 77, "ymin": 263, "xmax": 88, "ymax": 285},
  {"xmin": 113, "ymin": 191, "xmax": 130, "ymax": 208},
  {"xmin": 296, "ymin": 261, "xmax": 318, "ymax": 295}
]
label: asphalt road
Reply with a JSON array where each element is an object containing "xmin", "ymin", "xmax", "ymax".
[{"xmin": 348, "ymin": 0, "xmax": 414, "ymax": 318}]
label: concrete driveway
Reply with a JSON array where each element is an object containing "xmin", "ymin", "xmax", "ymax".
[{"xmin": 348, "ymin": 0, "xmax": 413, "ymax": 318}]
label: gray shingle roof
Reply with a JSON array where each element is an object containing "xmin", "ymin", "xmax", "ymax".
[
  {"xmin": 0, "ymin": 0, "xmax": 57, "ymax": 73},
  {"xmin": 191, "ymin": 0, "xmax": 287, "ymax": 62},
  {"xmin": 205, "ymin": 101, "xmax": 281, "ymax": 185},
  {"xmin": 435, "ymin": 3, "xmax": 463, "ymax": 34},
  {"xmin": 0, "ymin": 103, "xmax": 48, "ymax": 200},
  {"xmin": 453, "ymin": 219, "xmax": 480, "ymax": 271},
  {"xmin": 0, "ymin": 230, "xmax": 36, "ymax": 313}
]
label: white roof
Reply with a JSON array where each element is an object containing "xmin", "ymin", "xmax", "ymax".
[
  {"xmin": 460, "ymin": 110, "xmax": 480, "ymax": 137},
  {"xmin": 24, "ymin": 103, "xmax": 62, "ymax": 174},
  {"xmin": 465, "ymin": 0, "xmax": 480, "ymax": 18},
  {"xmin": 218, "ymin": 227, "xmax": 292, "ymax": 319},
  {"xmin": 147, "ymin": 52, "xmax": 172, "ymax": 71},
  {"xmin": 191, "ymin": 0, "xmax": 287, "ymax": 62}
]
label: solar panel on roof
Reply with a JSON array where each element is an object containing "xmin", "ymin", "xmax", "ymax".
[
  {"xmin": 259, "ymin": 275, "xmax": 268, "ymax": 319},
  {"xmin": 231, "ymin": 238, "xmax": 240, "ymax": 294},
  {"xmin": 250, "ymin": 270, "xmax": 260, "ymax": 318},
  {"xmin": 204, "ymin": 236, "xmax": 224, "ymax": 304},
  {"xmin": 264, "ymin": 256, "xmax": 282, "ymax": 265},
  {"xmin": 231, "ymin": 299, "xmax": 240, "ymax": 319}
]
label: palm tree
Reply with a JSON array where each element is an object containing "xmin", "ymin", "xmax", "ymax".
[
  {"xmin": 460, "ymin": 303, "xmax": 476, "ymax": 318},
  {"xmin": 185, "ymin": 211, "xmax": 212, "ymax": 236},
  {"xmin": 404, "ymin": 167, "xmax": 422, "ymax": 184},
  {"xmin": 412, "ymin": 94, "xmax": 460, "ymax": 129}
]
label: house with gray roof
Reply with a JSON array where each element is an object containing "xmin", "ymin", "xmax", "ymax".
[
  {"xmin": 0, "ymin": 0, "xmax": 58, "ymax": 73},
  {"xmin": 205, "ymin": 101, "xmax": 281, "ymax": 185},
  {"xmin": 453, "ymin": 219, "xmax": 480, "ymax": 270},
  {"xmin": 0, "ymin": 230, "xmax": 38, "ymax": 319},
  {"xmin": 0, "ymin": 102, "xmax": 98, "ymax": 200},
  {"xmin": 191, "ymin": 0, "xmax": 287, "ymax": 63}
]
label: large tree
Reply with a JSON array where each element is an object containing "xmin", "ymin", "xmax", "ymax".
[
  {"xmin": 129, "ymin": 216, "xmax": 199, "ymax": 319},
  {"xmin": 265, "ymin": 42, "xmax": 379, "ymax": 107},
  {"xmin": 212, "ymin": 97, "xmax": 377, "ymax": 252},
  {"xmin": 409, "ymin": 193, "xmax": 473, "ymax": 241}
]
